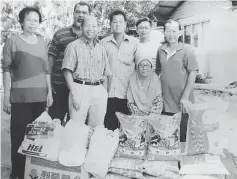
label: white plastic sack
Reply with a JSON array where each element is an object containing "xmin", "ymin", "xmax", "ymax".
[
  {"xmin": 18, "ymin": 112, "xmax": 63, "ymax": 161},
  {"xmin": 84, "ymin": 125, "xmax": 119, "ymax": 179},
  {"xmin": 179, "ymin": 175, "xmax": 225, "ymax": 179},
  {"xmin": 59, "ymin": 120, "xmax": 91, "ymax": 166},
  {"xmin": 179, "ymin": 154, "xmax": 229, "ymax": 175},
  {"xmin": 96, "ymin": 173, "xmax": 131, "ymax": 179}
]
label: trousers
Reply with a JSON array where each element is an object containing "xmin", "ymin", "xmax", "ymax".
[
  {"xmin": 48, "ymin": 84, "xmax": 70, "ymax": 123},
  {"xmin": 104, "ymin": 98, "xmax": 130, "ymax": 131},
  {"xmin": 11, "ymin": 102, "xmax": 46, "ymax": 179},
  {"xmin": 69, "ymin": 83, "xmax": 108, "ymax": 128}
]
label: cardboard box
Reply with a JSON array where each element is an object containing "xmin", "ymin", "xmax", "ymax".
[{"xmin": 25, "ymin": 156, "xmax": 90, "ymax": 179}]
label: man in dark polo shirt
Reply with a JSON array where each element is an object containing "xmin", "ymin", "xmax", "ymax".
[{"xmin": 48, "ymin": 2, "xmax": 91, "ymax": 123}]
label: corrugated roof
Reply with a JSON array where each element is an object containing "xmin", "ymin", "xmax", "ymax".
[{"xmin": 151, "ymin": 0, "xmax": 185, "ymax": 23}]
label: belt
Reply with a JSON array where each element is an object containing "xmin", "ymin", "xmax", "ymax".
[{"xmin": 73, "ymin": 79, "xmax": 103, "ymax": 86}]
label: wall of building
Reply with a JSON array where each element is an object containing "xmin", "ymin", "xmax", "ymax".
[{"xmin": 171, "ymin": 1, "xmax": 237, "ymax": 84}]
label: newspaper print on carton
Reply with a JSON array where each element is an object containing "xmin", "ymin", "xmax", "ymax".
[{"xmin": 147, "ymin": 113, "xmax": 182, "ymax": 161}]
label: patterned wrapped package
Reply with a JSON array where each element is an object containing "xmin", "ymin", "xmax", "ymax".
[
  {"xmin": 115, "ymin": 112, "xmax": 155, "ymax": 159},
  {"xmin": 142, "ymin": 161, "xmax": 179, "ymax": 178},
  {"xmin": 146, "ymin": 114, "xmax": 182, "ymax": 161}
]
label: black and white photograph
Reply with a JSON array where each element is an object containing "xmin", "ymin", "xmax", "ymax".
[{"xmin": 1, "ymin": 0, "xmax": 237, "ymax": 179}]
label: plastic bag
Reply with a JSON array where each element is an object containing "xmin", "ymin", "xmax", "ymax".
[
  {"xmin": 84, "ymin": 125, "xmax": 119, "ymax": 179},
  {"xmin": 182, "ymin": 100, "xmax": 231, "ymax": 155},
  {"xmin": 179, "ymin": 175, "xmax": 225, "ymax": 179},
  {"xmin": 179, "ymin": 154, "xmax": 229, "ymax": 175},
  {"xmin": 59, "ymin": 120, "xmax": 91, "ymax": 166},
  {"xmin": 18, "ymin": 112, "xmax": 63, "ymax": 161},
  {"xmin": 105, "ymin": 173, "xmax": 131, "ymax": 179},
  {"xmin": 115, "ymin": 112, "xmax": 154, "ymax": 159},
  {"xmin": 142, "ymin": 161, "xmax": 179, "ymax": 178},
  {"xmin": 146, "ymin": 114, "xmax": 182, "ymax": 161},
  {"xmin": 110, "ymin": 157, "xmax": 143, "ymax": 171},
  {"xmin": 90, "ymin": 173, "xmax": 131, "ymax": 179},
  {"xmin": 143, "ymin": 173, "xmax": 179, "ymax": 179},
  {"xmin": 108, "ymin": 168, "xmax": 144, "ymax": 179}
]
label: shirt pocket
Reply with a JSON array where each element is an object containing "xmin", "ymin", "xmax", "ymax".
[
  {"xmin": 120, "ymin": 46, "xmax": 135, "ymax": 65},
  {"xmin": 78, "ymin": 47, "xmax": 90, "ymax": 62}
]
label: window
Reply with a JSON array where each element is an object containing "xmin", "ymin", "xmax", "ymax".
[
  {"xmin": 183, "ymin": 20, "xmax": 210, "ymax": 48},
  {"xmin": 184, "ymin": 25, "xmax": 191, "ymax": 45},
  {"xmin": 232, "ymin": 1, "xmax": 237, "ymax": 10},
  {"xmin": 232, "ymin": 1, "xmax": 237, "ymax": 7},
  {"xmin": 192, "ymin": 23, "xmax": 200, "ymax": 47}
]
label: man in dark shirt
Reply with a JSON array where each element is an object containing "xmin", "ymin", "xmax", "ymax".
[{"xmin": 48, "ymin": 2, "xmax": 91, "ymax": 124}]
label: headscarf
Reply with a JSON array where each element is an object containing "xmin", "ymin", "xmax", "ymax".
[{"xmin": 127, "ymin": 58, "xmax": 162, "ymax": 111}]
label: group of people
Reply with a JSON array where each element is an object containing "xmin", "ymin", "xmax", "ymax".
[{"xmin": 2, "ymin": 2, "xmax": 198, "ymax": 179}]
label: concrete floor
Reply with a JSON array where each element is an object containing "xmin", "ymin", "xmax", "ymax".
[{"xmin": 1, "ymin": 110, "xmax": 11, "ymax": 179}]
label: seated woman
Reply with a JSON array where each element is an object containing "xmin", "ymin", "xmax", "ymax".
[{"xmin": 127, "ymin": 58, "xmax": 163, "ymax": 116}]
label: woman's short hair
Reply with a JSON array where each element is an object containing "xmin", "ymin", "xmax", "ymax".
[
  {"xmin": 164, "ymin": 19, "xmax": 183, "ymax": 43},
  {"xmin": 109, "ymin": 9, "xmax": 127, "ymax": 23},
  {"xmin": 136, "ymin": 17, "xmax": 152, "ymax": 27},
  {"xmin": 19, "ymin": 7, "xmax": 42, "ymax": 24}
]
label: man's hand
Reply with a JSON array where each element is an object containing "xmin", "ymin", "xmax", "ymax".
[
  {"xmin": 72, "ymin": 94, "xmax": 80, "ymax": 111},
  {"xmin": 3, "ymin": 95, "xmax": 11, "ymax": 115},
  {"xmin": 179, "ymin": 94, "xmax": 189, "ymax": 113}
]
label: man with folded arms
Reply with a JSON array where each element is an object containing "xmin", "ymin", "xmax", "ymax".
[{"xmin": 62, "ymin": 15, "xmax": 112, "ymax": 127}]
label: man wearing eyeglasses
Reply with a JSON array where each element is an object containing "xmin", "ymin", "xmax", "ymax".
[{"xmin": 135, "ymin": 17, "xmax": 163, "ymax": 71}]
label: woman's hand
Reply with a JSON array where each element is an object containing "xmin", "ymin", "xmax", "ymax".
[
  {"xmin": 3, "ymin": 95, "xmax": 11, "ymax": 114},
  {"xmin": 47, "ymin": 92, "xmax": 53, "ymax": 108}
]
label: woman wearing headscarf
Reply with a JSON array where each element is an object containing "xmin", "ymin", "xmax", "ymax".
[{"xmin": 127, "ymin": 57, "xmax": 163, "ymax": 116}]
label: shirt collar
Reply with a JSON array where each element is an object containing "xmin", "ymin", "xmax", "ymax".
[
  {"xmin": 81, "ymin": 36, "xmax": 99, "ymax": 46},
  {"xmin": 162, "ymin": 42, "xmax": 184, "ymax": 52},
  {"xmin": 107, "ymin": 33, "xmax": 130, "ymax": 43}
]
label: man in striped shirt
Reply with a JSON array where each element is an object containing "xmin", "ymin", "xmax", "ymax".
[{"xmin": 48, "ymin": 2, "xmax": 91, "ymax": 123}]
